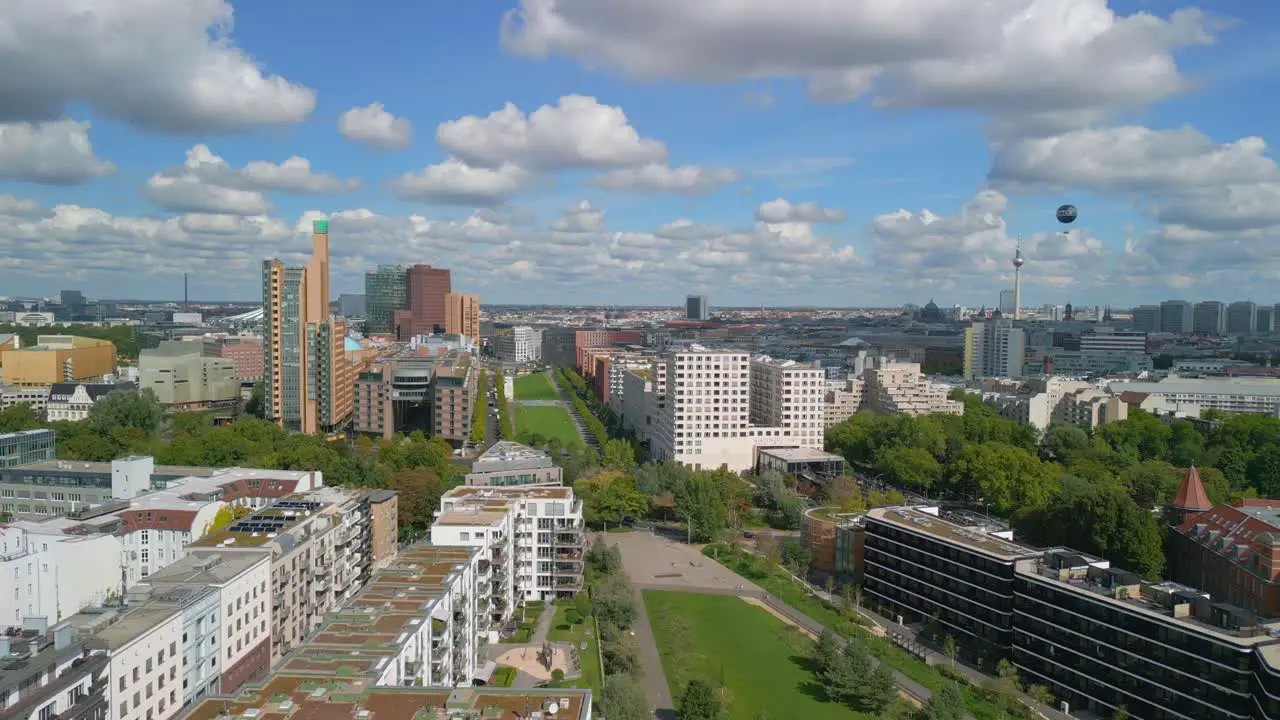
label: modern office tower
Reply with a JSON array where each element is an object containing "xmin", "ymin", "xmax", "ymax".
[
  {"xmin": 686, "ymin": 294, "xmax": 709, "ymax": 321},
  {"xmin": 1078, "ymin": 328, "xmax": 1148, "ymax": 354},
  {"xmin": 1193, "ymin": 300, "xmax": 1227, "ymax": 335},
  {"xmin": 963, "ymin": 320, "xmax": 1027, "ymax": 378},
  {"xmin": 1227, "ymin": 301, "xmax": 1258, "ymax": 335},
  {"xmin": 262, "ymin": 220, "xmax": 353, "ymax": 434},
  {"xmin": 444, "ymin": 293, "xmax": 481, "ymax": 341},
  {"xmin": 1132, "ymin": 304, "xmax": 1161, "ymax": 333},
  {"xmin": 750, "ymin": 356, "xmax": 827, "ymax": 450},
  {"xmin": 495, "ymin": 326, "xmax": 542, "ymax": 363},
  {"xmin": 998, "ymin": 289, "xmax": 1016, "ymax": 317},
  {"xmin": 1159, "ymin": 299, "xmax": 1194, "ymax": 333},
  {"xmin": 394, "ymin": 264, "xmax": 452, "ymax": 339},
  {"xmin": 337, "ymin": 293, "xmax": 366, "ymax": 318},
  {"xmin": 1258, "ymin": 306, "xmax": 1276, "ymax": 335},
  {"xmin": 363, "ymin": 264, "xmax": 407, "ymax": 335}
]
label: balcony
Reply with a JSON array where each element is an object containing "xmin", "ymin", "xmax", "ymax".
[
  {"xmin": 432, "ymin": 644, "xmax": 448, "ymax": 662},
  {"xmin": 554, "ymin": 534, "xmax": 583, "ymax": 548},
  {"xmin": 555, "ymin": 576, "xmax": 584, "ymax": 590},
  {"xmin": 555, "ymin": 562, "xmax": 582, "ymax": 574},
  {"xmin": 431, "ymin": 618, "xmax": 447, "ymax": 635}
]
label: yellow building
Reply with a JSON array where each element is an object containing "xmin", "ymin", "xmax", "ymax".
[{"xmin": 2, "ymin": 335, "xmax": 117, "ymax": 386}]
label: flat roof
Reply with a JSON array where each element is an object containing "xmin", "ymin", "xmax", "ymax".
[
  {"xmin": 442, "ymin": 485, "xmax": 573, "ymax": 501},
  {"xmin": 144, "ymin": 550, "xmax": 273, "ymax": 585},
  {"xmin": 434, "ymin": 508, "xmax": 508, "ymax": 527},
  {"xmin": 191, "ymin": 501, "xmax": 335, "ymax": 549},
  {"xmin": 759, "ymin": 447, "xmax": 845, "ymax": 463},
  {"xmin": 1110, "ymin": 378, "xmax": 1280, "ymax": 397},
  {"xmin": 868, "ymin": 506, "xmax": 1039, "ymax": 561},
  {"xmin": 181, "ymin": 676, "xmax": 588, "ymax": 720},
  {"xmin": 469, "ymin": 441, "xmax": 555, "ymax": 474},
  {"xmin": 11, "ymin": 459, "xmax": 215, "ymax": 476},
  {"xmin": 85, "ymin": 606, "xmax": 180, "ymax": 650},
  {"xmin": 1018, "ymin": 552, "xmax": 1280, "ymax": 648}
]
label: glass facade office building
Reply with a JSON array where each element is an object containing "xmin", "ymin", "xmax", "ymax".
[
  {"xmin": 0, "ymin": 428, "xmax": 55, "ymax": 468},
  {"xmin": 364, "ymin": 264, "xmax": 407, "ymax": 335}
]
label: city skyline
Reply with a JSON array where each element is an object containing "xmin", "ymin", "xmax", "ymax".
[{"xmin": 0, "ymin": 2, "xmax": 1277, "ymax": 306}]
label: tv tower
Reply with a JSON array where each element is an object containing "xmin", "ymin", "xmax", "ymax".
[{"xmin": 1011, "ymin": 243, "xmax": 1025, "ymax": 320}]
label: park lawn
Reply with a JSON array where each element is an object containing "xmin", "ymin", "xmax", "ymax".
[
  {"xmin": 545, "ymin": 603, "xmax": 602, "ymax": 697},
  {"xmin": 514, "ymin": 372, "xmax": 559, "ymax": 401},
  {"xmin": 644, "ymin": 590, "xmax": 876, "ymax": 720},
  {"xmin": 515, "ymin": 405, "xmax": 582, "ymax": 447}
]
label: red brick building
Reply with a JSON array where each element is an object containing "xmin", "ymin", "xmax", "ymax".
[
  {"xmin": 573, "ymin": 330, "xmax": 643, "ymax": 372},
  {"xmin": 395, "ymin": 264, "xmax": 452, "ymax": 339},
  {"xmin": 217, "ymin": 339, "xmax": 264, "ymax": 381},
  {"xmin": 1168, "ymin": 467, "xmax": 1280, "ymax": 616}
]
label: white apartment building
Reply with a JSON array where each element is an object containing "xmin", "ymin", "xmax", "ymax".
[
  {"xmin": 495, "ymin": 326, "xmax": 542, "ymax": 364},
  {"xmin": 863, "ymin": 363, "xmax": 963, "ymax": 416},
  {"xmin": 432, "ymin": 485, "xmax": 585, "ymax": 614},
  {"xmin": 123, "ymin": 584, "xmax": 221, "ymax": 708},
  {"xmin": 1108, "ymin": 378, "xmax": 1280, "ymax": 416},
  {"xmin": 619, "ymin": 369, "xmax": 653, "ymax": 441},
  {"xmin": 92, "ymin": 605, "xmax": 184, "ymax": 720},
  {"xmin": 974, "ymin": 376, "xmax": 1127, "ymax": 432},
  {"xmin": 139, "ymin": 551, "xmax": 273, "ymax": 699},
  {"xmin": 0, "ymin": 622, "xmax": 109, "ymax": 720},
  {"xmin": 429, "ymin": 505, "xmax": 513, "ymax": 641},
  {"xmin": 1079, "ymin": 329, "xmax": 1147, "ymax": 354},
  {"xmin": 750, "ymin": 356, "xmax": 825, "ymax": 449},
  {"xmin": 652, "ymin": 348, "xmax": 827, "ymax": 472},
  {"xmin": 1, "ymin": 522, "xmax": 124, "ymax": 627},
  {"xmin": 1054, "ymin": 387, "xmax": 1128, "ymax": 427}
]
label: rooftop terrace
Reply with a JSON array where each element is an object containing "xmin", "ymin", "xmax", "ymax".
[
  {"xmin": 868, "ymin": 506, "xmax": 1038, "ymax": 561},
  {"xmin": 1019, "ymin": 548, "xmax": 1280, "ymax": 647},
  {"xmin": 443, "ymin": 485, "xmax": 572, "ymax": 501},
  {"xmin": 469, "ymin": 441, "xmax": 554, "ymax": 474},
  {"xmin": 191, "ymin": 499, "xmax": 331, "ymax": 549}
]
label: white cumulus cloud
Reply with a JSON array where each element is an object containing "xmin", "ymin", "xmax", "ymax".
[
  {"xmin": 0, "ymin": 120, "xmax": 115, "ymax": 184},
  {"xmin": 338, "ymin": 103, "xmax": 413, "ymax": 149}
]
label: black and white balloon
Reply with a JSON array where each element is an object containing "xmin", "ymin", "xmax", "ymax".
[{"xmin": 1056, "ymin": 204, "xmax": 1078, "ymax": 224}]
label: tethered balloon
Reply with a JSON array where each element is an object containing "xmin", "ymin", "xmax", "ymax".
[{"xmin": 1056, "ymin": 204, "xmax": 1078, "ymax": 224}]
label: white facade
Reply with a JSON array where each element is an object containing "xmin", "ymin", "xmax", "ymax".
[
  {"xmin": 433, "ymin": 486, "xmax": 585, "ymax": 612},
  {"xmin": 429, "ymin": 511, "xmax": 513, "ymax": 642},
  {"xmin": 122, "ymin": 502, "xmax": 224, "ymax": 586},
  {"xmin": 750, "ymin": 356, "xmax": 825, "ymax": 449},
  {"xmin": 652, "ymin": 349, "xmax": 826, "ymax": 472},
  {"xmin": 495, "ymin": 326, "xmax": 542, "ymax": 364},
  {"xmin": 1108, "ymin": 377, "xmax": 1280, "ymax": 416},
  {"xmin": 104, "ymin": 609, "xmax": 184, "ymax": 720},
  {"xmin": 824, "ymin": 378, "xmax": 865, "ymax": 426},
  {"xmin": 0, "ymin": 524, "xmax": 124, "ymax": 627},
  {"xmin": 214, "ymin": 555, "xmax": 271, "ymax": 678},
  {"xmin": 45, "ymin": 385, "xmax": 102, "ymax": 422},
  {"xmin": 964, "ymin": 321, "xmax": 1027, "ymax": 379}
]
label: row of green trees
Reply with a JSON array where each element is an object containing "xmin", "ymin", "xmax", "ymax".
[
  {"xmin": 494, "ymin": 370, "xmax": 513, "ymax": 440},
  {"xmin": 556, "ymin": 367, "xmax": 611, "ymax": 447},
  {"xmin": 826, "ymin": 396, "xmax": 1280, "ymax": 579},
  {"xmin": 586, "ymin": 541, "xmax": 651, "ymax": 720},
  {"xmin": 0, "ymin": 392, "xmax": 462, "ymax": 541},
  {"xmin": 469, "ymin": 370, "xmax": 487, "ymax": 443}
]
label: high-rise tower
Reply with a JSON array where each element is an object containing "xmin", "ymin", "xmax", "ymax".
[
  {"xmin": 1011, "ymin": 243, "xmax": 1025, "ymax": 321},
  {"xmin": 263, "ymin": 219, "xmax": 353, "ymax": 434}
]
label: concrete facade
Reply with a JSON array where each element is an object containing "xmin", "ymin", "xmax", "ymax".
[{"xmin": 139, "ymin": 342, "xmax": 238, "ymax": 408}]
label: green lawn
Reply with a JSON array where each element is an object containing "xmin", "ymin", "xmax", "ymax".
[
  {"xmin": 513, "ymin": 371, "xmax": 559, "ymax": 400},
  {"xmin": 545, "ymin": 603, "xmax": 602, "ymax": 698},
  {"xmin": 644, "ymin": 591, "xmax": 876, "ymax": 720},
  {"xmin": 515, "ymin": 405, "xmax": 582, "ymax": 447}
]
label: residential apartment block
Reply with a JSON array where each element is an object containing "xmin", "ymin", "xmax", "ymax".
[
  {"xmin": 464, "ymin": 441, "xmax": 564, "ymax": 487},
  {"xmin": 862, "ymin": 362, "xmax": 964, "ymax": 416},
  {"xmin": 0, "ymin": 622, "xmax": 109, "ymax": 720},
  {"xmin": 179, "ymin": 542, "xmax": 592, "ymax": 720},
  {"xmin": 1, "ymin": 522, "xmax": 124, "ymax": 627},
  {"xmin": 824, "ymin": 376, "xmax": 865, "ymax": 426},
  {"xmin": 649, "ymin": 348, "xmax": 828, "ymax": 472},
  {"xmin": 972, "ymin": 376, "xmax": 1126, "ymax": 432},
  {"xmin": 964, "ymin": 320, "xmax": 1027, "ymax": 379},
  {"xmin": 87, "ymin": 604, "xmax": 185, "ymax": 720},
  {"xmin": 188, "ymin": 487, "xmax": 396, "ymax": 664},
  {"xmin": 432, "ymin": 485, "xmax": 585, "ymax": 613}
]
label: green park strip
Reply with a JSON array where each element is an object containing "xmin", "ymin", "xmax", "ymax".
[
  {"xmin": 515, "ymin": 404, "xmax": 582, "ymax": 448},
  {"xmin": 704, "ymin": 545, "xmax": 1015, "ymax": 720},
  {"xmin": 643, "ymin": 590, "xmax": 878, "ymax": 720},
  {"xmin": 513, "ymin": 371, "xmax": 559, "ymax": 401}
]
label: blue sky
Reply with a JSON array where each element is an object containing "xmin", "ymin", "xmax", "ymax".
[{"xmin": 2, "ymin": 0, "xmax": 1279, "ymax": 308}]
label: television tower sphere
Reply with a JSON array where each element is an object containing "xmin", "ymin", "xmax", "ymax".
[
  {"xmin": 1056, "ymin": 204, "xmax": 1078, "ymax": 224},
  {"xmin": 1012, "ymin": 246, "xmax": 1025, "ymax": 268}
]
